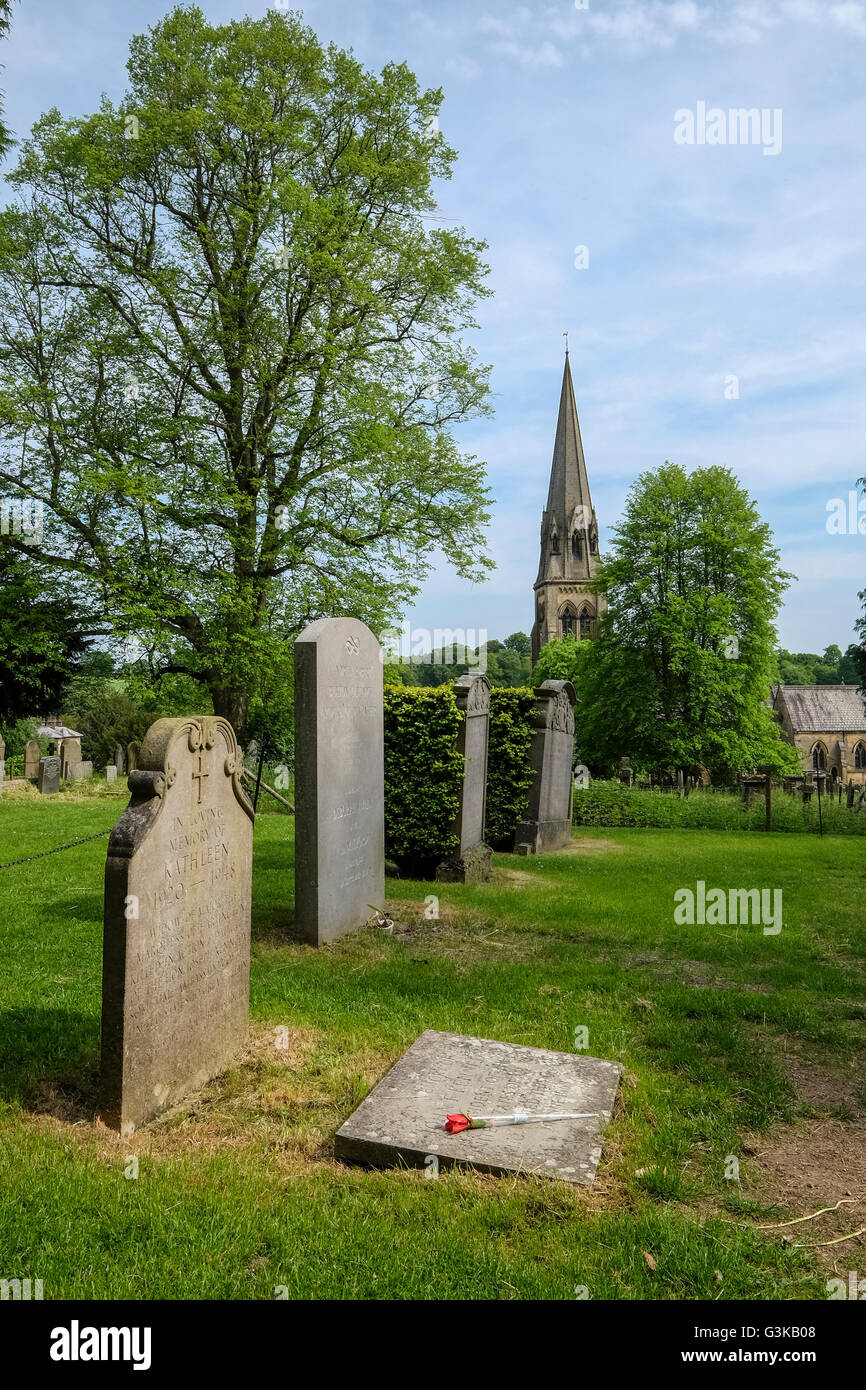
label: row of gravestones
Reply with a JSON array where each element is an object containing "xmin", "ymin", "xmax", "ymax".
[
  {"xmin": 97, "ymin": 618, "xmax": 576, "ymax": 1136},
  {"xmin": 16, "ymin": 739, "xmax": 144, "ymax": 794}
]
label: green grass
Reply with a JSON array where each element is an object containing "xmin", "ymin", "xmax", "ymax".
[{"xmin": 0, "ymin": 792, "xmax": 863, "ymax": 1300}]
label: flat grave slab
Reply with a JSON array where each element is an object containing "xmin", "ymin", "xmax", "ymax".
[{"xmin": 335, "ymin": 1029, "xmax": 621, "ymax": 1184}]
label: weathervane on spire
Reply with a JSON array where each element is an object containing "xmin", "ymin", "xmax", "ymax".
[{"xmin": 563, "ymin": 330, "xmax": 569, "ymax": 356}]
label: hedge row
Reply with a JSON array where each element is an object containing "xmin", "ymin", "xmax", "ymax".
[
  {"xmin": 572, "ymin": 781, "xmax": 866, "ymax": 834},
  {"xmin": 383, "ymin": 682, "xmax": 540, "ymax": 870}
]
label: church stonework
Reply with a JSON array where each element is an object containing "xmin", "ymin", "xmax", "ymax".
[{"xmin": 531, "ymin": 353, "xmax": 606, "ymax": 664}]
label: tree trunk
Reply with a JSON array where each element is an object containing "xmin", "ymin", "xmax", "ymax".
[{"xmin": 210, "ymin": 685, "xmax": 251, "ymax": 740}]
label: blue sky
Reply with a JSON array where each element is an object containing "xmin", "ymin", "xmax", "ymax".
[{"xmin": 4, "ymin": 0, "xmax": 865, "ymax": 652}]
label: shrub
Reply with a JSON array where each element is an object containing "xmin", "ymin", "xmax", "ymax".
[
  {"xmin": 486, "ymin": 687, "xmax": 536, "ymax": 849},
  {"xmin": 383, "ymin": 685, "xmax": 464, "ymax": 874},
  {"xmin": 77, "ymin": 692, "xmax": 156, "ymax": 771},
  {"xmin": 571, "ymin": 780, "xmax": 866, "ymax": 835}
]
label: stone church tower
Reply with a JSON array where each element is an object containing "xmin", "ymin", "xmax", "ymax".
[{"xmin": 530, "ymin": 351, "xmax": 606, "ymax": 663}]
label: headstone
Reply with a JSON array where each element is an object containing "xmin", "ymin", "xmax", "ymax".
[
  {"xmin": 436, "ymin": 673, "xmax": 492, "ymax": 884},
  {"xmin": 60, "ymin": 737, "xmax": 82, "ymax": 780},
  {"xmin": 335, "ymin": 1029, "xmax": 621, "ymax": 1185},
  {"xmin": 24, "ymin": 739, "xmax": 41, "ymax": 780},
  {"xmin": 294, "ymin": 617, "xmax": 385, "ymax": 946},
  {"xmin": 847, "ymin": 782, "xmax": 856, "ymax": 809},
  {"xmin": 114, "ymin": 743, "xmax": 125, "ymax": 775},
  {"xmin": 0, "ymin": 731, "xmax": 4, "ymax": 793},
  {"xmin": 618, "ymin": 756, "xmax": 632, "ymax": 786},
  {"xmin": 742, "ymin": 776, "xmax": 764, "ymax": 807},
  {"xmin": 69, "ymin": 761, "xmax": 93, "ymax": 781},
  {"xmin": 100, "ymin": 715, "xmax": 254, "ymax": 1134},
  {"xmin": 127, "ymin": 741, "xmax": 141, "ymax": 773},
  {"xmin": 37, "ymin": 756, "xmax": 61, "ymax": 795},
  {"xmin": 514, "ymin": 680, "xmax": 577, "ymax": 854},
  {"xmin": 105, "ymin": 765, "xmax": 117, "ymax": 783}
]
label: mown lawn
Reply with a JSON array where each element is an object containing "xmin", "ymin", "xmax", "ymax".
[{"xmin": 0, "ymin": 792, "xmax": 863, "ymax": 1300}]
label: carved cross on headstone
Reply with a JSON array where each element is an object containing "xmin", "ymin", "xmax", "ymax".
[{"xmin": 192, "ymin": 751, "xmax": 210, "ymax": 804}]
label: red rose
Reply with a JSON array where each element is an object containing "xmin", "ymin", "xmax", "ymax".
[{"xmin": 445, "ymin": 1113, "xmax": 471, "ymax": 1134}]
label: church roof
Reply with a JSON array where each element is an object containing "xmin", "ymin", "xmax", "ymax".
[
  {"xmin": 776, "ymin": 685, "xmax": 866, "ymax": 733},
  {"xmin": 544, "ymin": 352, "xmax": 593, "ymax": 522}
]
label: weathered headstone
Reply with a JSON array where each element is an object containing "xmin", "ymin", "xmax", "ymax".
[
  {"xmin": 37, "ymin": 756, "xmax": 61, "ymax": 795},
  {"xmin": 60, "ymin": 737, "xmax": 82, "ymax": 780},
  {"xmin": 101, "ymin": 715, "xmax": 254, "ymax": 1134},
  {"xmin": 69, "ymin": 760, "xmax": 93, "ymax": 781},
  {"xmin": 847, "ymin": 781, "xmax": 856, "ymax": 809},
  {"xmin": 0, "ymin": 732, "xmax": 5, "ymax": 795},
  {"xmin": 335, "ymin": 1029, "xmax": 621, "ymax": 1184},
  {"xmin": 24, "ymin": 739, "xmax": 41, "ymax": 780},
  {"xmin": 437, "ymin": 673, "xmax": 492, "ymax": 884},
  {"xmin": 742, "ymin": 776, "xmax": 764, "ymax": 807},
  {"xmin": 514, "ymin": 680, "xmax": 577, "ymax": 854},
  {"xmin": 618, "ymin": 756, "xmax": 632, "ymax": 786},
  {"xmin": 105, "ymin": 765, "xmax": 118, "ymax": 783},
  {"xmin": 294, "ymin": 617, "xmax": 384, "ymax": 946},
  {"xmin": 127, "ymin": 741, "xmax": 141, "ymax": 773},
  {"xmin": 114, "ymin": 743, "xmax": 125, "ymax": 775}
]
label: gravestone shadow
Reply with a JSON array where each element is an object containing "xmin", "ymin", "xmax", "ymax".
[{"xmin": 0, "ymin": 1006, "xmax": 100, "ymax": 1121}]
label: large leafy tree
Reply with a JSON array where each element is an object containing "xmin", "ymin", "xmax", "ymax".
[
  {"xmin": 565, "ymin": 463, "xmax": 799, "ymax": 779},
  {"xmin": 0, "ymin": 1, "xmax": 15, "ymax": 159},
  {"xmin": 0, "ymin": 6, "xmax": 492, "ymax": 732},
  {"xmin": 0, "ymin": 547, "xmax": 91, "ymax": 723}
]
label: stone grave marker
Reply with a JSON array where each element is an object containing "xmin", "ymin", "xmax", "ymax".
[
  {"xmin": 436, "ymin": 672, "xmax": 492, "ymax": 883},
  {"xmin": 37, "ymin": 756, "xmax": 61, "ymax": 795},
  {"xmin": 69, "ymin": 761, "xmax": 93, "ymax": 782},
  {"xmin": 114, "ymin": 743, "xmax": 125, "ymax": 775},
  {"xmin": 60, "ymin": 737, "xmax": 82, "ymax": 780},
  {"xmin": 335, "ymin": 1029, "xmax": 621, "ymax": 1184},
  {"xmin": 105, "ymin": 765, "xmax": 118, "ymax": 783},
  {"xmin": 514, "ymin": 680, "xmax": 577, "ymax": 854},
  {"xmin": 100, "ymin": 715, "xmax": 254, "ymax": 1134},
  {"xmin": 127, "ymin": 741, "xmax": 141, "ymax": 773},
  {"xmin": 294, "ymin": 617, "xmax": 384, "ymax": 946},
  {"xmin": 24, "ymin": 739, "xmax": 41, "ymax": 780},
  {"xmin": 0, "ymin": 732, "xmax": 4, "ymax": 794}
]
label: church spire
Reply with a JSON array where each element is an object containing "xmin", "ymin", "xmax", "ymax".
[{"xmin": 530, "ymin": 352, "xmax": 605, "ymax": 663}]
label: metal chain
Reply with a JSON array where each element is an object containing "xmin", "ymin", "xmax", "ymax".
[{"xmin": 0, "ymin": 829, "xmax": 111, "ymax": 870}]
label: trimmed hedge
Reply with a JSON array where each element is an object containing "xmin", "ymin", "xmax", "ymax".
[
  {"xmin": 572, "ymin": 780, "xmax": 866, "ymax": 835},
  {"xmin": 383, "ymin": 684, "xmax": 464, "ymax": 874},
  {"xmin": 485, "ymin": 687, "xmax": 537, "ymax": 849}
]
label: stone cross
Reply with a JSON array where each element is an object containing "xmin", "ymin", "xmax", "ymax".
[
  {"xmin": 100, "ymin": 715, "xmax": 254, "ymax": 1134},
  {"xmin": 436, "ymin": 672, "xmax": 492, "ymax": 883},
  {"xmin": 294, "ymin": 617, "xmax": 385, "ymax": 945},
  {"xmin": 514, "ymin": 680, "xmax": 577, "ymax": 854}
]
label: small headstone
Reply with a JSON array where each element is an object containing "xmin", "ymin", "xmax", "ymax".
[
  {"xmin": 60, "ymin": 737, "xmax": 82, "ymax": 780},
  {"xmin": 114, "ymin": 743, "xmax": 125, "ymax": 775},
  {"xmin": 847, "ymin": 782, "xmax": 856, "ymax": 809},
  {"xmin": 105, "ymin": 765, "xmax": 117, "ymax": 783},
  {"xmin": 127, "ymin": 741, "xmax": 141, "ymax": 773},
  {"xmin": 436, "ymin": 673, "xmax": 492, "ymax": 884},
  {"xmin": 335, "ymin": 1029, "xmax": 621, "ymax": 1184},
  {"xmin": 294, "ymin": 617, "xmax": 385, "ymax": 946},
  {"xmin": 514, "ymin": 680, "xmax": 577, "ymax": 854},
  {"xmin": 69, "ymin": 761, "xmax": 93, "ymax": 782},
  {"xmin": 24, "ymin": 739, "xmax": 41, "ymax": 780},
  {"xmin": 618, "ymin": 756, "xmax": 632, "ymax": 786},
  {"xmin": 37, "ymin": 756, "xmax": 61, "ymax": 795},
  {"xmin": 100, "ymin": 715, "xmax": 255, "ymax": 1134}
]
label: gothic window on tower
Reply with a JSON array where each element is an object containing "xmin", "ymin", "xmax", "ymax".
[
  {"xmin": 560, "ymin": 604, "xmax": 577, "ymax": 638},
  {"xmin": 578, "ymin": 606, "xmax": 593, "ymax": 638},
  {"xmin": 571, "ymin": 531, "xmax": 583, "ymax": 559},
  {"xmin": 854, "ymin": 741, "xmax": 866, "ymax": 770}
]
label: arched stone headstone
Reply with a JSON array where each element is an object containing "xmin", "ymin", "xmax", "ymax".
[
  {"xmin": 436, "ymin": 673, "xmax": 492, "ymax": 884},
  {"xmin": 100, "ymin": 715, "xmax": 254, "ymax": 1134},
  {"xmin": 114, "ymin": 743, "xmax": 125, "ymax": 774},
  {"xmin": 37, "ymin": 756, "xmax": 61, "ymax": 795},
  {"xmin": 294, "ymin": 617, "xmax": 384, "ymax": 945},
  {"xmin": 514, "ymin": 680, "xmax": 577, "ymax": 854},
  {"xmin": 60, "ymin": 737, "xmax": 82, "ymax": 780},
  {"xmin": 127, "ymin": 741, "xmax": 140, "ymax": 773},
  {"xmin": 24, "ymin": 740, "xmax": 41, "ymax": 780}
]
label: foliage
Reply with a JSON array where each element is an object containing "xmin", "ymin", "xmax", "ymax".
[
  {"xmin": 383, "ymin": 684, "xmax": 463, "ymax": 872},
  {"xmin": 532, "ymin": 634, "xmax": 593, "ymax": 695},
  {"xmin": 0, "ymin": 5, "xmax": 493, "ymax": 734},
  {"xmin": 0, "ymin": 714, "xmax": 37, "ymax": 761},
  {"xmin": 574, "ymin": 464, "xmax": 800, "ymax": 780},
  {"xmin": 0, "ymin": 1, "xmax": 14, "ymax": 159},
  {"xmin": 386, "ymin": 634, "xmax": 532, "ymax": 688},
  {"xmin": 77, "ymin": 691, "xmax": 156, "ymax": 770},
  {"xmin": 0, "ymin": 546, "xmax": 91, "ymax": 723},
  {"xmin": 571, "ymin": 780, "xmax": 865, "ymax": 835},
  {"xmin": 776, "ymin": 644, "xmax": 861, "ymax": 686},
  {"xmin": 485, "ymin": 687, "xmax": 536, "ymax": 848}
]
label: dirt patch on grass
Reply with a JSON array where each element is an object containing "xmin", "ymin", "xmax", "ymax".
[
  {"xmin": 561, "ymin": 837, "xmax": 626, "ymax": 854},
  {"xmin": 743, "ymin": 1118, "xmax": 866, "ymax": 1270},
  {"xmin": 782, "ymin": 1055, "xmax": 862, "ymax": 1112},
  {"xmin": 493, "ymin": 868, "xmax": 554, "ymax": 888}
]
